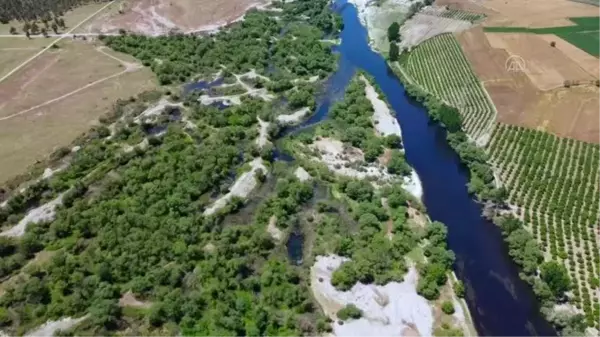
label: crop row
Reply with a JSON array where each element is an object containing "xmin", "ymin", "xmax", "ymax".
[
  {"xmin": 488, "ymin": 124, "xmax": 600, "ymax": 327},
  {"xmin": 403, "ymin": 33, "xmax": 495, "ymax": 140},
  {"xmin": 438, "ymin": 9, "xmax": 486, "ymax": 23}
]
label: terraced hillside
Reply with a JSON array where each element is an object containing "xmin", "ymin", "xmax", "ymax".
[
  {"xmin": 488, "ymin": 124, "xmax": 600, "ymax": 327},
  {"xmin": 400, "ymin": 33, "xmax": 495, "ymax": 142}
]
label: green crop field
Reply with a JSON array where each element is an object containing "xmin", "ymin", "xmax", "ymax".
[
  {"xmin": 488, "ymin": 124, "xmax": 600, "ymax": 327},
  {"xmin": 400, "ymin": 33, "xmax": 496, "ymax": 141},
  {"xmin": 484, "ymin": 17, "xmax": 600, "ymax": 57}
]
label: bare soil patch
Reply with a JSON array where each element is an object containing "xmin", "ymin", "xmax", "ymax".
[
  {"xmin": 479, "ymin": 0, "xmax": 593, "ymax": 28},
  {"xmin": 0, "ymin": 38, "xmax": 58, "ymax": 78},
  {"xmin": 457, "ymin": 26, "xmax": 599, "ymax": 143},
  {"xmin": 485, "ymin": 32, "xmax": 596, "ymax": 90},
  {"xmin": 0, "ymin": 40, "xmax": 156, "ymax": 183},
  {"xmin": 538, "ymin": 34, "xmax": 599, "ymax": 79},
  {"xmin": 434, "ymin": 0, "xmax": 496, "ymax": 15},
  {"xmin": 0, "ymin": 40, "xmax": 123, "ymax": 117},
  {"xmin": 80, "ymin": 0, "xmax": 269, "ymax": 35}
]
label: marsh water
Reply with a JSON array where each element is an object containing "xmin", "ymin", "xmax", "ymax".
[{"xmin": 285, "ymin": 1, "xmax": 556, "ymax": 335}]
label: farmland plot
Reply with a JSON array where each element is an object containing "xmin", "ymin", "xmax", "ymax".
[
  {"xmin": 488, "ymin": 124, "xmax": 600, "ymax": 328},
  {"xmin": 401, "ymin": 33, "xmax": 496, "ymax": 142}
]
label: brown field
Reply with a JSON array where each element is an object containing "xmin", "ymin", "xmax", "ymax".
[
  {"xmin": 480, "ymin": 0, "xmax": 595, "ymax": 28},
  {"xmin": 485, "ymin": 32, "xmax": 596, "ymax": 90},
  {"xmin": 457, "ymin": 27, "xmax": 599, "ymax": 143},
  {"xmin": 79, "ymin": 0, "xmax": 269, "ymax": 35},
  {"xmin": 437, "ymin": 0, "xmax": 596, "ymax": 28},
  {"xmin": 0, "ymin": 40, "xmax": 157, "ymax": 183},
  {"xmin": 0, "ymin": 38, "xmax": 58, "ymax": 78}
]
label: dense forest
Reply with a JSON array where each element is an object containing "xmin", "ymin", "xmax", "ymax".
[
  {"xmin": 0, "ymin": 0, "xmax": 107, "ymax": 23},
  {"xmin": 0, "ymin": 0, "xmax": 350, "ymax": 335},
  {"xmin": 101, "ymin": 1, "xmax": 341, "ymax": 85},
  {"xmin": 0, "ymin": 0, "xmax": 471, "ymax": 335}
]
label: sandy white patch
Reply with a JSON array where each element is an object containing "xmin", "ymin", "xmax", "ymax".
[
  {"xmin": 25, "ymin": 316, "xmax": 87, "ymax": 337},
  {"xmin": 203, "ymin": 158, "xmax": 266, "ymax": 215},
  {"xmin": 402, "ymin": 170, "xmax": 423, "ymax": 200},
  {"xmin": 0, "ymin": 193, "xmax": 64, "ymax": 237},
  {"xmin": 256, "ymin": 117, "xmax": 271, "ymax": 148},
  {"xmin": 294, "ymin": 167, "xmax": 311, "ymax": 182},
  {"xmin": 267, "ymin": 215, "xmax": 284, "ymax": 242},
  {"xmin": 135, "ymin": 98, "xmax": 183, "ymax": 122},
  {"xmin": 309, "ymin": 138, "xmax": 394, "ymax": 181},
  {"xmin": 311, "ymin": 255, "xmax": 433, "ymax": 336},
  {"xmin": 277, "ymin": 107, "xmax": 311, "ymax": 124},
  {"xmin": 360, "ymin": 76, "xmax": 401, "ymax": 137},
  {"xmin": 400, "ymin": 6, "xmax": 473, "ymax": 50},
  {"xmin": 119, "ymin": 290, "xmax": 151, "ymax": 309}
]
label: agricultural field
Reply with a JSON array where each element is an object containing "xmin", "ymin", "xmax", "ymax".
[
  {"xmin": 488, "ymin": 124, "xmax": 600, "ymax": 327},
  {"xmin": 0, "ymin": 39, "xmax": 157, "ymax": 184},
  {"xmin": 484, "ymin": 16, "xmax": 600, "ymax": 57},
  {"xmin": 457, "ymin": 26, "xmax": 599, "ymax": 144},
  {"xmin": 437, "ymin": 8, "xmax": 485, "ymax": 23},
  {"xmin": 400, "ymin": 33, "xmax": 495, "ymax": 142},
  {"xmin": 398, "ymin": 6, "xmax": 482, "ymax": 50}
]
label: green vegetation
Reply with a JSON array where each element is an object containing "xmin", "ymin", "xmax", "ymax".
[
  {"xmin": 0, "ymin": 1, "xmax": 350, "ymax": 335},
  {"xmin": 398, "ymin": 33, "xmax": 496, "ymax": 140},
  {"xmin": 102, "ymin": 6, "xmax": 340, "ymax": 85},
  {"xmin": 0, "ymin": 0, "xmax": 94, "ymax": 27},
  {"xmin": 387, "ymin": 22, "xmax": 400, "ymax": 42},
  {"xmin": 392, "ymin": 44, "xmax": 596, "ymax": 333},
  {"xmin": 484, "ymin": 17, "xmax": 600, "ymax": 57},
  {"xmin": 328, "ymin": 77, "xmax": 388, "ymax": 163},
  {"xmin": 453, "ymin": 280, "xmax": 465, "ymax": 298},
  {"xmin": 488, "ymin": 124, "xmax": 600, "ymax": 328},
  {"xmin": 441, "ymin": 301, "xmax": 455, "ymax": 315},
  {"xmin": 397, "ymin": 71, "xmax": 503, "ymax": 203},
  {"xmin": 336, "ymin": 304, "xmax": 362, "ymax": 321}
]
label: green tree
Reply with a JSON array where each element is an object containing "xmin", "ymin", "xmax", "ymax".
[
  {"xmin": 389, "ymin": 43, "xmax": 399, "ymax": 62},
  {"xmin": 441, "ymin": 301, "xmax": 455, "ymax": 315},
  {"xmin": 387, "ymin": 22, "xmax": 400, "ymax": 42},
  {"xmin": 454, "ymin": 280, "xmax": 465, "ymax": 298},
  {"xmin": 387, "ymin": 150, "xmax": 411, "ymax": 176},
  {"xmin": 337, "ymin": 304, "xmax": 363, "ymax": 320},
  {"xmin": 540, "ymin": 261, "xmax": 571, "ymax": 298}
]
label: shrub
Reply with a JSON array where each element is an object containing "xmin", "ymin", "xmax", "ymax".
[
  {"xmin": 441, "ymin": 301, "xmax": 455, "ymax": 315},
  {"xmin": 337, "ymin": 304, "xmax": 363, "ymax": 321},
  {"xmin": 454, "ymin": 280, "xmax": 465, "ymax": 298}
]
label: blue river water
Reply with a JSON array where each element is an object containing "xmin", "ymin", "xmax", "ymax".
[{"xmin": 292, "ymin": 1, "xmax": 556, "ymax": 335}]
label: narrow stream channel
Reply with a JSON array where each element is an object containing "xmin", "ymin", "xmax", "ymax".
[{"xmin": 287, "ymin": 1, "xmax": 556, "ymax": 335}]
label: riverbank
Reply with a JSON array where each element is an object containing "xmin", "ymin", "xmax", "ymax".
[{"xmin": 346, "ymin": 0, "xmax": 416, "ymax": 51}]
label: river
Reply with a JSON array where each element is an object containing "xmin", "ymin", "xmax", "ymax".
[{"xmin": 286, "ymin": 0, "xmax": 556, "ymax": 335}]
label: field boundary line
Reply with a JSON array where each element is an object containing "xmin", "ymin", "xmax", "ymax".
[
  {"xmin": 0, "ymin": 0, "xmax": 115, "ymax": 84},
  {"xmin": 475, "ymin": 83, "xmax": 498, "ymax": 146},
  {"xmin": 0, "ymin": 68, "xmax": 131, "ymax": 122}
]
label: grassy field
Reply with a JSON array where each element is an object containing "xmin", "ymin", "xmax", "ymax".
[
  {"xmin": 0, "ymin": 40, "xmax": 157, "ymax": 184},
  {"xmin": 0, "ymin": 37, "xmax": 59, "ymax": 78},
  {"xmin": 488, "ymin": 124, "xmax": 600, "ymax": 327},
  {"xmin": 484, "ymin": 16, "xmax": 600, "ymax": 57},
  {"xmin": 399, "ymin": 33, "xmax": 496, "ymax": 141}
]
